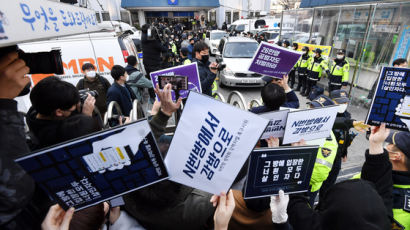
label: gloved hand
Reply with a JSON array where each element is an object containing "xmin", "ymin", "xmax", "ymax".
[
  {"xmin": 270, "ymin": 190, "xmax": 289, "ymax": 224},
  {"xmin": 326, "ymin": 70, "xmax": 331, "ymax": 76},
  {"xmin": 342, "ymin": 81, "xmax": 348, "ymax": 86}
]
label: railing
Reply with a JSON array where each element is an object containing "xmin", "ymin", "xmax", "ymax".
[{"xmin": 104, "ymin": 101, "xmax": 123, "ymax": 128}]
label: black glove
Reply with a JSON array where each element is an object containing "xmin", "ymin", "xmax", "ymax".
[
  {"xmin": 326, "ymin": 70, "xmax": 331, "ymax": 76},
  {"xmin": 342, "ymin": 82, "xmax": 348, "ymax": 86}
]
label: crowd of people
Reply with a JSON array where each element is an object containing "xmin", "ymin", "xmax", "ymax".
[{"xmin": 0, "ymin": 19, "xmax": 409, "ymax": 230}]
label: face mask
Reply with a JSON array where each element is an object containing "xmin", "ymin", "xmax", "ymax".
[
  {"xmin": 338, "ymin": 103, "xmax": 348, "ymax": 113},
  {"xmin": 201, "ymin": 54, "xmax": 209, "ymax": 63},
  {"xmin": 337, "ymin": 55, "xmax": 344, "ymax": 60},
  {"xmin": 86, "ymin": 71, "xmax": 96, "ymax": 78}
]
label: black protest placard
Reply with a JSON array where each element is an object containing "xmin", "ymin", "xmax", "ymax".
[
  {"xmin": 244, "ymin": 146, "xmax": 318, "ymax": 199},
  {"xmin": 15, "ymin": 119, "xmax": 168, "ymax": 211}
]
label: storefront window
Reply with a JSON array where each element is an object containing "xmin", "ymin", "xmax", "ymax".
[
  {"xmin": 293, "ymin": 9, "xmax": 314, "ymax": 44},
  {"xmin": 233, "ymin": 12, "xmax": 240, "ymax": 22},
  {"xmin": 312, "ymin": 8, "xmax": 340, "ymax": 49},
  {"xmin": 226, "ymin": 11, "xmax": 232, "ymax": 24}
]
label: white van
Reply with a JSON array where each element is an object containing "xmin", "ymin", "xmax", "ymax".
[
  {"xmin": 229, "ymin": 18, "xmax": 282, "ymax": 34},
  {"xmin": 19, "ymin": 31, "xmax": 141, "ymax": 86},
  {"xmin": 16, "ymin": 31, "xmax": 141, "ymax": 112}
]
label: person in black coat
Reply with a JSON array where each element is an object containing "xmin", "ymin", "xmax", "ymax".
[
  {"xmin": 106, "ymin": 65, "xmax": 137, "ymax": 116},
  {"xmin": 27, "ymin": 76, "xmax": 101, "ymax": 150},
  {"xmin": 192, "ymin": 41, "xmax": 219, "ymax": 96},
  {"xmin": 0, "ymin": 50, "xmax": 38, "ymax": 230},
  {"xmin": 141, "ymin": 24, "xmax": 169, "ymax": 78},
  {"xmin": 269, "ymin": 124, "xmax": 393, "ymax": 230}
]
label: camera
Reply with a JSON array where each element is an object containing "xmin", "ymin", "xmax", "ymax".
[
  {"xmin": 79, "ymin": 88, "xmax": 99, "ymax": 103},
  {"xmin": 215, "ymin": 58, "xmax": 226, "ymax": 71},
  {"xmin": 0, "ymin": 45, "xmax": 64, "ymax": 74}
]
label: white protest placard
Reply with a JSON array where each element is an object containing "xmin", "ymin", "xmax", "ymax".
[
  {"xmin": 165, "ymin": 92, "xmax": 269, "ymax": 195},
  {"xmin": 282, "ymin": 106, "xmax": 339, "ymax": 144},
  {"xmin": 259, "ymin": 110, "xmax": 289, "ymax": 139},
  {"xmin": 0, "ymin": 0, "xmax": 101, "ymax": 48}
]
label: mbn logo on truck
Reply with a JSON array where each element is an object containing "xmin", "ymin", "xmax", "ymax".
[{"xmin": 31, "ymin": 57, "xmax": 114, "ymax": 85}]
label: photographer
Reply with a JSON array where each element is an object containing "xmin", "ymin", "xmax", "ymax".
[
  {"xmin": 0, "ymin": 50, "xmax": 38, "ymax": 229},
  {"xmin": 27, "ymin": 76, "xmax": 101, "ymax": 149},
  {"xmin": 76, "ymin": 63, "xmax": 111, "ymax": 116},
  {"xmin": 141, "ymin": 24, "xmax": 169, "ymax": 78},
  {"xmin": 192, "ymin": 41, "xmax": 218, "ymax": 96}
]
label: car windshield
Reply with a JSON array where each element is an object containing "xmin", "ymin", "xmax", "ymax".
[
  {"xmin": 223, "ymin": 42, "xmax": 258, "ymax": 58},
  {"xmin": 266, "ymin": 33, "xmax": 279, "ymax": 40},
  {"xmin": 211, "ymin": 33, "xmax": 227, "ymax": 40}
]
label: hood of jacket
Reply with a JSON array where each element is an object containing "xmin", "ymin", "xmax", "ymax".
[{"xmin": 319, "ymin": 179, "xmax": 391, "ymax": 230}]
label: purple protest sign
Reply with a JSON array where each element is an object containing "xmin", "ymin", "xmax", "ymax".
[
  {"xmin": 150, "ymin": 63, "xmax": 202, "ymax": 100},
  {"xmin": 248, "ymin": 42, "xmax": 302, "ymax": 79}
]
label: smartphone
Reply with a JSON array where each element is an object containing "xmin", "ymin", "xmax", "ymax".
[{"xmin": 158, "ymin": 75, "xmax": 188, "ymax": 90}]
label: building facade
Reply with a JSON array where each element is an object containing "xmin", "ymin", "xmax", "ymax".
[{"xmin": 278, "ymin": 0, "xmax": 409, "ymax": 95}]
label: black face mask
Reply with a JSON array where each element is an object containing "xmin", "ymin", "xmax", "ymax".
[{"xmin": 200, "ymin": 54, "xmax": 209, "ymax": 64}]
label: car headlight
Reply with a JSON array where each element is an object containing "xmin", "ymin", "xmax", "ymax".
[{"xmin": 223, "ymin": 67, "xmax": 234, "ymax": 76}]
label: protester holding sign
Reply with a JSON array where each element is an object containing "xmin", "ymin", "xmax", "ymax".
[
  {"xmin": 123, "ymin": 84, "xmax": 216, "ymax": 230},
  {"xmin": 306, "ymin": 95, "xmax": 339, "ymax": 205},
  {"xmin": 279, "ymin": 124, "xmax": 393, "ymax": 230},
  {"xmin": 319, "ymin": 90, "xmax": 370, "ymax": 201},
  {"xmin": 251, "ymin": 75, "xmax": 299, "ymax": 114}
]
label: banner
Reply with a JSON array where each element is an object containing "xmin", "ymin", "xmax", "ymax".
[
  {"xmin": 0, "ymin": 0, "xmax": 101, "ymax": 48},
  {"xmin": 296, "ymin": 43, "xmax": 332, "ymax": 57},
  {"xmin": 165, "ymin": 92, "xmax": 269, "ymax": 195},
  {"xmin": 366, "ymin": 67, "xmax": 410, "ymax": 131},
  {"xmin": 259, "ymin": 110, "xmax": 289, "ymax": 139},
  {"xmin": 248, "ymin": 42, "xmax": 302, "ymax": 79},
  {"xmin": 282, "ymin": 106, "xmax": 339, "ymax": 144},
  {"xmin": 150, "ymin": 62, "xmax": 202, "ymax": 100},
  {"xmin": 16, "ymin": 120, "xmax": 168, "ymax": 211},
  {"xmin": 244, "ymin": 146, "xmax": 318, "ymax": 199}
]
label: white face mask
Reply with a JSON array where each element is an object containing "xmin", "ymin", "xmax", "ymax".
[
  {"xmin": 337, "ymin": 55, "xmax": 344, "ymax": 60},
  {"xmin": 338, "ymin": 103, "xmax": 348, "ymax": 113},
  {"xmin": 86, "ymin": 71, "xmax": 96, "ymax": 78}
]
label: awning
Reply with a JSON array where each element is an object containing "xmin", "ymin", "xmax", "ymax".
[{"xmin": 121, "ymin": 0, "xmax": 220, "ymax": 9}]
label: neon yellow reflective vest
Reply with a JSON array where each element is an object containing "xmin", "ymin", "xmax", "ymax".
[
  {"xmin": 297, "ymin": 54, "xmax": 311, "ymax": 69},
  {"xmin": 310, "ymin": 131, "xmax": 338, "ymax": 192},
  {"xmin": 212, "ymin": 81, "xmax": 218, "ymax": 96},
  {"xmin": 171, "ymin": 43, "xmax": 177, "ymax": 55},
  {"xmin": 183, "ymin": 59, "xmax": 191, "ymax": 65},
  {"xmin": 308, "ymin": 56, "xmax": 329, "ymax": 79},
  {"xmin": 330, "ymin": 59, "xmax": 350, "ymax": 85},
  {"xmin": 392, "ymin": 184, "xmax": 410, "ymax": 229}
]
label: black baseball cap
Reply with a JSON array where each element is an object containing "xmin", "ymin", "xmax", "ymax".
[
  {"xmin": 386, "ymin": 131, "xmax": 410, "ymax": 158},
  {"xmin": 309, "ymin": 95, "xmax": 335, "ymax": 108},
  {"xmin": 314, "ymin": 48, "xmax": 322, "ymax": 54},
  {"xmin": 330, "ymin": 89, "xmax": 350, "ymax": 104},
  {"xmin": 337, "ymin": 49, "xmax": 346, "ymax": 54}
]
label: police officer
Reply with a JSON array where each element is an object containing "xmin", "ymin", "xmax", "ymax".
[
  {"xmin": 178, "ymin": 47, "xmax": 191, "ymax": 65},
  {"xmin": 385, "ymin": 131, "xmax": 410, "ymax": 229},
  {"xmin": 307, "ymin": 95, "xmax": 339, "ymax": 205},
  {"xmin": 302, "ymin": 48, "xmax": 328, "ymax": 97},
  {"xmin": 319, "ymin": 90, "xmax": 370, "ymax": 203},
  {"xmin": 288, "ymin": 43, "xmax": 299, "ymax": 89},
  {"xmin": 328, "ymin": 49, "xmax": 350, "ymax": 93},
  {"xmin": 295, "ymin": 47, "xmax": 311, "ymax": 93}
]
